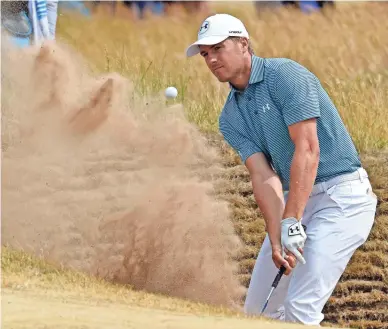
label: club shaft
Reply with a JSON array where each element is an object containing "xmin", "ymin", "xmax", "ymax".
[
  {"xmin": 264, "ymin": 287, "xmax": 275, "ymax": 304},
  {"xmin": 260, "ymin": 265, "xmax": 286, "ymax": 314}
]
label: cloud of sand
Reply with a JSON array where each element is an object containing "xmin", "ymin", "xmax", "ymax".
[{"xmin": 1, "ymin": 43, "xmax": 245, "ymax": 308}]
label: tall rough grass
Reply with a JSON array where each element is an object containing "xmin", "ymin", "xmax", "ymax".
[{"xmin": 56, "ymin": 1, "xmax": 388, "ymax": 153}]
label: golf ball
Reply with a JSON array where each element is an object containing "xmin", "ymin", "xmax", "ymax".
[{"xmin": 165, "ymin": 86, "xmax": 178, "ymax": 99}]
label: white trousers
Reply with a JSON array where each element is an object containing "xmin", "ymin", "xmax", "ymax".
[{"xmin": 244, "ymin": 167, "xmax": 377, "ymax": 325}]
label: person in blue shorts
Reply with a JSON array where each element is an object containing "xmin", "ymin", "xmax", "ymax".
[
  {"xmin": 185, "ymin": 13, "xmax": 377, "ymax": 325},
  {"xmin": 1, "ymin": 0, "xmax": 58, "ymax": 48}
]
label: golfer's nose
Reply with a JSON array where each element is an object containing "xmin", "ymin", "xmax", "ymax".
[{"xmin": 209, "ymin": 55, "xmax": 218, "ymax": 67}]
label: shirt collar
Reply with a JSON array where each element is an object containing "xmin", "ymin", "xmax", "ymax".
[{"xmin": 229, "ymin": 55, "xmax": 265, "ymax": 94}]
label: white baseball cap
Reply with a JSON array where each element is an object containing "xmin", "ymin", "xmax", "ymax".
[{"xmin": 186, "ymin": 14, "xmax": 250, "ymax": 57}]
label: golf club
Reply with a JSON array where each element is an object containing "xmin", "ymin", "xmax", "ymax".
[
  {"xmin": 260, "ymin": 264, "xmax": 286, "ymax": 315},
  {"xmin": 260, "ymin": 224, "xmax": 307, "ymax": 315}
]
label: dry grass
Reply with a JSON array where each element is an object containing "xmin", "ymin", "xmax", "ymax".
[
  {"xmin": 1, "ymin": 246, "xmax": 238, "ymax": 317},
  {"xmin": 56, "ymin": 1, "xmax": 388, "ymax": 153},
  {"xmin": 2, "ymin": 247, "xmax": 346, "ymax": 329}
]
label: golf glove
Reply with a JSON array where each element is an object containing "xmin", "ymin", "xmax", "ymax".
[{"xmin": 281, "ymin": 217, "xmax": 307, "ymax": 265}]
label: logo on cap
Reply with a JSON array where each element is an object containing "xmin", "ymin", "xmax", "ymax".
[{"xmin": 199, "ymin": 21, "xmax": 210, "ymax": 35}]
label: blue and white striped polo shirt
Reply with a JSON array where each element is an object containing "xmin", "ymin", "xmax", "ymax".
[{"xmin": 219, "ymin": 55, "xmax": 361, "ymax": 191}]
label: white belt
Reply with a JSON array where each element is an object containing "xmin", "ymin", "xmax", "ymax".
[{"xmin": 310, "ymin": 167, "xmax": 368, "ymax": 197}]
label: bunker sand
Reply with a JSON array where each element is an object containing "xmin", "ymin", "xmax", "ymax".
[
  {"xmin": 1, "ymin": 42, "xmax": 245, "ymax": 309},
  {"xmin": 3, "ymin": 288, "xmax": 343, "ymax": 329}
]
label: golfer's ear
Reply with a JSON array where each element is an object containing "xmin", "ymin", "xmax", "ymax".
[{"xmin": 241, "ymin": 38, "xmax": 249, "ymax": 53}]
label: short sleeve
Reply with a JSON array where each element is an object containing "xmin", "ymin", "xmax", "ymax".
[
  {"xmin": 219, "ymin": 117, "xmax": 262, "ymax": 164},
  {"xmin": 274, "ymin": 62, "xmax": 320, "ymax": 126}
]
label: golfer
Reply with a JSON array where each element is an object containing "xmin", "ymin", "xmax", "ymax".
[{"xmin": 186, "ymin": 14, "xmax": 377, "ymax": 325}]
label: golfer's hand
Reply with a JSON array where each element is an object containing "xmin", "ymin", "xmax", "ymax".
[
  {"xmin": 281, "ymin": 218, "xmax": 307, "ymax": 265},
  {"xmin": 272, "ymin": 246, "xmax": 296, "ymax": 275}
]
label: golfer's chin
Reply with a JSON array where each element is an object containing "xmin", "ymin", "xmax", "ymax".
[{"xmin": 213, "ymin": 70, "xmax": 230, "ymax": 83}]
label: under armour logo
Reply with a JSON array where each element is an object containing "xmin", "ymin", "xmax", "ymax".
[
  {"xmin": 199, "ymin": 21, "xmax": 210, "ymax": 35},
  {"xmin": 262, "ymin": 103, "xmax": 270, "ymax": 113},
  {"xmin": 288, "ymin": 223, "xmax": 301, "ymax": 236}
]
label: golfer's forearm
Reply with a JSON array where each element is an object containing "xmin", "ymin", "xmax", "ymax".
[
  {"xmin": 252, "ymin": 175, "xmax": 285, "ymax": 250},
  {"xmin": 283, "ymin": 146, "xmax": 319, "ymax": 220}
]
